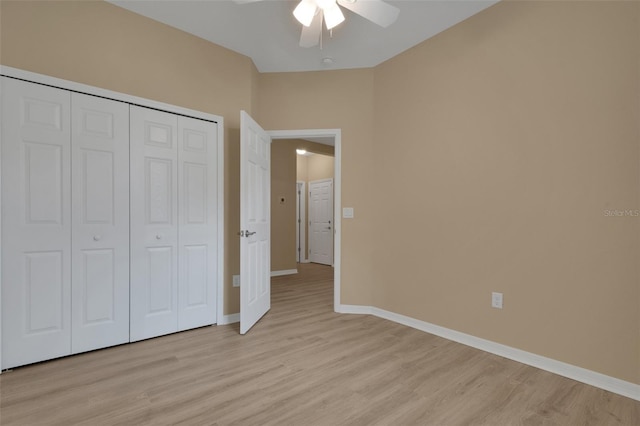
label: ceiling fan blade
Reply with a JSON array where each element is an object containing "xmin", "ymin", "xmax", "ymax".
[
  {"xmin": 299, "ymin": 10, "xmax": 322, "ymax": 48},
  {"xmin": 337, "ymin": 0, "xmax": 399, "ymax": 28}
]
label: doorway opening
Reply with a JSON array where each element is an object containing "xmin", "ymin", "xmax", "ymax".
[{"xmin": 269, "ymin": 130, "xmax": 341, "ymax": 311}]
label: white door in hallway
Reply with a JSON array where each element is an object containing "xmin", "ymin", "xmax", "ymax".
[
  {"xmin": 309, "ymin": 179, "xmax": 333, "ymax": 266},
  {"xmin": 239, "ymin": 111, "xmax": 271, "ymax": 335}
]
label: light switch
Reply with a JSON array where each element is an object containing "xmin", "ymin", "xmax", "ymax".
[{"xmin": 343, "ymin": 207, "xmax": 354, "ymax": 219}]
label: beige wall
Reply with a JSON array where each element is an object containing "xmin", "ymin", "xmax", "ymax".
[
  {"xmin": 307, "ymin": 154, "xmax": 335, "ymax": 183},
  {"xmin": 271, "ymin": 141, "xmax": 298, "ymax": 272},
  {"xmin": 297, "ymin": 155, "xmax": 308, "ymax": 183},
  {"xmin": 294, "ymin": 139, "xmax": 336, "ymax": 158},
  {"xmin": 2, "ymin": 0, "xmax": 639, "ymax": 385},
  {"xmin": 373, "ymin": 1, "xmax": 640, "ymax": 383},
  {"xmin": 258, "ymin": 70, "xmax": 376, "ymax": 305},
  {"xmin": 0, "ymin": 0, "xmax": 254, "ymax": 315},
  {"xmin": 297, "ymin": 150, "xmax": 335, "ymax": 183}
]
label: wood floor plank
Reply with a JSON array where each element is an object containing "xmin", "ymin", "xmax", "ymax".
[{"xmin": 1, "ymin": 263, "xmax": 638, "ymax": 425}]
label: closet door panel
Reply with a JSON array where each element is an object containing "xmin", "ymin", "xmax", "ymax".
[
  {"xmin": 71, "ymin": 93, "xmax": 129, "ymax": 354},
  {"xmin": 178, "ymin": 116, "xmax": 217, "ymax": 330},
  {"xmin": 1, "ymin": 77, "xmax": 72, "ymax": 369},
  {"xmin": 145, "ymin": 246, "xmax": 174, "ymax": 316},
  {"xmin": 130, "ymin": 106, "xmax": 179, "ymax": 342}
]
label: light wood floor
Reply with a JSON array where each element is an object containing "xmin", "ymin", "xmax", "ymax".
[{"xmin": 1, "ymin": 263, "xmax": 638, "ymax": 425}]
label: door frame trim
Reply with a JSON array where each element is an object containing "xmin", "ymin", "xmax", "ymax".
[
  {"xmin": 296, "ymin": 181, "xmax": 307, "ymax": 263},
  {"xmin": 268, "ymin": 129, "xmax": 341, "ymax": 312}
]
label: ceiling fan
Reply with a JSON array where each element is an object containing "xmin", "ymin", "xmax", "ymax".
[{"xmin": 235, "ymin": 0, "xmax": 400, "ymax": 48}]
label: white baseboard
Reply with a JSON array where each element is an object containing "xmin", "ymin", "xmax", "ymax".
[
  {"xmin": 339, "ymin": 304, "xmax": 640, "ymax": 401},
  {"xmin": 219, "ymin": 313, "xmax": 239, "ymax": 325},
  {"xmin": 271, "ymin": 269, "xmax": 298, "ymax": 277},
  {"xmin": 337, "ymin": 304, "xmax": 372, "ymax": 315}
]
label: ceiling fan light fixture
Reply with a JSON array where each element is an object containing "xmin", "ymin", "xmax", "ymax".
[
  {"xmin": 291, "ymin": 0, "xmax": 399, "ymax": 48},
  {"xmin": 293, "ymin": 0, "xmax": 317, "ymax": 27},
  {"xmin": 323, "ymin": 2, "xmax": 345, "ymax": 30}
]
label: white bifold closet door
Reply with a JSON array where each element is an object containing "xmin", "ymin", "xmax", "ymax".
[
  {"xmin": 130, "ymin": 106, "xmax": 217, "ymax": 342},
  {"xmin": 1, "ymin": 79, "xmax": 130, "ymax": 369},
  {"xmin": 1, "ymin": 78, "xmax": 72, "ymax": 369},
  {"xmin": 130, "ymin": 106, "xmax": 179, "ymax": 342},
  {"xmin": 177, "ymin": 116, "xmax": 218, "ymax": 332},
  {"xmin": 70, "ymin": 93, "xmax": 130, "ymax": 354}
]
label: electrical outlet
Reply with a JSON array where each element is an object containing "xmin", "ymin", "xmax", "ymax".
[
  {"xmin": 491, "ymin": 292, "xmax": 503, "ymax": 309},
  {"xmin": 233, "ymin": 275, "xmax": 240, "ymax": 287}
]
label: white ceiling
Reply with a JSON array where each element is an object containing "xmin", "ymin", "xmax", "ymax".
[{"xmin": 108, "ymin": 0, "xmax": 499, "ymax": 73}]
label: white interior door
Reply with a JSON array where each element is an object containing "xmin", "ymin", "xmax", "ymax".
[
  {"xmin": 240, "ymin": 111, "xmax": 270, "ymax": 335},
  {"xmin": 177, "ymin": 116, "xmax": 218, "ymax": 331},
  {"xmin": 71, "ymin": 93, "xmax": 130, "ymax": 353},
  {"xmin": 309, "ymin": 179, "xmax": 334, "ymax": 265},
  {"xmin": 130, "ymin": 106, "xmax": 179, "ymax": 342},
  {"xmin": 1, "ymin": 78, "xmax": 72, "ymax": 369}
]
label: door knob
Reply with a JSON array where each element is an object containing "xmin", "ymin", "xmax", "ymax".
[
  {"xmin": 156, "ymin": 234, "xmax": 162, "ymax": 240},
  {"xmin": 245, "ymin": 230, "xmax": 256, "ymax": 237},
  {"xmin": 93, "ymin": 235, "xmax": 101, "ymax": 241}
]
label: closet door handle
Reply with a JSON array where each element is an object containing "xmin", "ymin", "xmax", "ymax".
[
  {"xmin": 156, "ymin": 234, "xmax": 163, "ymax": 240},
  {"xmin": 93, "ymin": 235, "xmax": 101, "ymax": 241}
]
